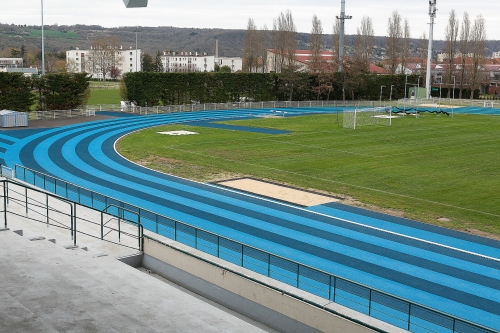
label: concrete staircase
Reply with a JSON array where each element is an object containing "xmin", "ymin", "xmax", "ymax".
[{"xmin": 0, "ymin": 224, "xmax": 276, "ymax": 333}]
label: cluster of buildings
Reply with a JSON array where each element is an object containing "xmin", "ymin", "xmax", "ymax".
[
  {"xmin": 64, "ymin": 46, "xmax": 243, "ymax": 80},
  {"xmin": 264, "ymin": 49, "xmax": 500, "ymax": 96}
]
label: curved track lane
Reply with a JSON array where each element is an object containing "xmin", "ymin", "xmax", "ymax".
[{"xmin": 2, "ymin": 108, "xmax": 500, "ymax": 331}]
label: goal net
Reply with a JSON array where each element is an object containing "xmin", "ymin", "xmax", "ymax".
[
  {"xmin": 484, "ymin": 101, "xmax": 494, "ymax": 108},
  {"xmin": 343, "ymin": 107, "xmax": 393, "ymax": 129}
]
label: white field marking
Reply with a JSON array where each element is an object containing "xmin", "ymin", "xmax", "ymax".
[
  {"xmin": 114, "ymin": 135, "xmax": 500, "ymax": 262},
  {"xmin": 157, "ymin": 130, "xmax": 199, "ymax": 136},
  {"xmin": 164, "ymin": 147, "xmax": 500, "ymax": 219}
]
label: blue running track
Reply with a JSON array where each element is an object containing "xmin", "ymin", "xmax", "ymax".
[{"xmin": 1, "ymin": 107, "xmax": 499, "ymax": 332}]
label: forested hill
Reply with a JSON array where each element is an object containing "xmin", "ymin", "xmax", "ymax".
[{"xmin": 1, "ymin": 23, "xmax": 500, "ymax": 59}]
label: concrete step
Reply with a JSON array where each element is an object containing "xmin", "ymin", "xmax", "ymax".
[{"xmin": 0, "ymin": 227, "xmax": 276, "ymax": 333}]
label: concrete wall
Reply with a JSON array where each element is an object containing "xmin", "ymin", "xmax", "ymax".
[{"xmin": 142, "ymin": 238, "xmax": 405, "ymax": 333}]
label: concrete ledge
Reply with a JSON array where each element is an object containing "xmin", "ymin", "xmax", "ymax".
[
  {"xmin": 143, "ymin": 237, "xmax": 404, "ymax": 333},
  {"xmin": 117, "ymin": 252, "xmax": 143, "ymax": 268}
]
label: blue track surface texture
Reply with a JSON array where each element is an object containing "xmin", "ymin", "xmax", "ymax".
[{"xmin": 1, "ymin": 107, "xmax": 499, "ymax": 332}]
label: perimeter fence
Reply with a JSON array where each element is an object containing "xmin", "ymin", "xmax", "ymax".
[{"xmin": 10, "ymin": 164, "xmax": 497, "ymax": 333}]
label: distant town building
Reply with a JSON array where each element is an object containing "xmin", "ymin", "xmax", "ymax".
[
  {"xmin": 266, "ymin": 49, "xmax": 334, "ymax": 73},
  {"xmin": 437, "ymin": 52, "xmax": 474, "ymax": 63},
  {"xmin": 0, "ymin": 58, "xmax": 38, "ymax": 77},
  {"xmin": 66, "ymin": 47, "xmax": 141, "ymax": 79},
  {"xmin": 161, "ymin": 51, "xmax": 215, "ymax": 72},
  {"xmin": 215, "ymin": 57, "xmax": 242, "ymax": 72},
  {"xmin": 492, "ymin": 51, "xmax": 500, "ymax": 59}
]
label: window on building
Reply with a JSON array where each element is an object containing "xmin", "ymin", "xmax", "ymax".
[{"xmin": 130, "ymin": 52, "xmax": 133, "ymax": 55}]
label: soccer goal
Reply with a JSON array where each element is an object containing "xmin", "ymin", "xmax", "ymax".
[
  {"xmin": 343, "ymin": 106, "xmax": 393, "ymax": 129},
  {"xmin": 484, "ymin": 101, "xmax": 494, "ymax": 108}
]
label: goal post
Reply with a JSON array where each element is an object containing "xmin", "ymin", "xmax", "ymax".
[{"xmin": 343, "ymin": 107, "xmax": 393, "ymax": 129}]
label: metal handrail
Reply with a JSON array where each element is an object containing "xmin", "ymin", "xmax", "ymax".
[{"xmin": 11, "ymin": 165, "xmax": 498, "ymax": 333}]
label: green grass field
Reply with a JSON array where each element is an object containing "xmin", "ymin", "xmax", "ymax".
[
  {"xmin": 87, "ymin": 88, "xmax": 121, "ymax": 105},
  {"xmin": 29, "ymin": 29, "xmax": 81, "ymax": 38},
  {"xmin": 116, "ymin": 113, "xmax": 500, "ymax": 237}
]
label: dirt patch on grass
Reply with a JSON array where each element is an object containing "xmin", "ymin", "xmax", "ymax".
[{"xmin": 462, "ymin": 228, "xmax": 500, "ymax": 241}]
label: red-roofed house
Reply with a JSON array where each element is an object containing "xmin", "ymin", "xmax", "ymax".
[{"xmin": 266, "ymin": 49, "xmax": 334, "ymax": 73}]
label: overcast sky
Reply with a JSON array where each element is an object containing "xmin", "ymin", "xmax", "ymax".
[{"xmin": 1, "ymin": 0, "xmax": 499, "ymax": 41}]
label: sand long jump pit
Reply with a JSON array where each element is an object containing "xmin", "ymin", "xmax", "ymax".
[{"xmin": 216, "ymin": 178, "xmax": 339, "ymax": 207}]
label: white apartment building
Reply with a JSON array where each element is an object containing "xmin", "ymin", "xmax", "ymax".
[
  {"xmin": 215, "ymin": 57, "xmax": 243, "ymax": 72},
  {"xmin": 66, "ymin": 47, "xmax": 142, "ymax": 79},
  {"xmin": 161, "ymin": 51, "xmax": 214, "ymax": 72},
  {"xmin": 493, "ymin": 51, "xmax": 500, "ymax": 59}
]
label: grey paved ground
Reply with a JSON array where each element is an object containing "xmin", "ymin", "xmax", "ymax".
[{"xmin": 0, "ymin": 192, "xmax": 277, "ymax": 333}]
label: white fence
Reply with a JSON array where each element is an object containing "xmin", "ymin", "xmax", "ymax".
[
  {"xmin": 30, "ymin": 108, "xmax": 96, "ymax": 120},
  {"xmin": 87, "ymin": 100, "xmax": 382, "ymax": 115}
]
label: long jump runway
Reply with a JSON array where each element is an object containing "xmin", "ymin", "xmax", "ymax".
[{"xmin": 1, "ymin": 107, "xmax": 500, "ymax": 332}]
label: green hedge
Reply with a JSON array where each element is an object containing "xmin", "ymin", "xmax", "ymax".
[
  {"xmin": 0, "ymin": 72, "xmax": 34, "ymax": 112},
  {"xmin": 0, "ymin": 73, "xmax": 90, "ymax": 111},
  {"xmin": 123, "ymin": 72, "xmax": 430, "ymax": 106},
  {"xmin": 35, "ymin": 73, "xmax": 90, "ymax": 110}
]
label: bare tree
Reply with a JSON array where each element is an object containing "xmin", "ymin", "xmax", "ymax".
[
  {"xmin": 86, "ymin": 36, "xmax": 123, "ymax": 81},
  {"xmin": 444, "ymin": 10, "xmax": 459, "ymax": 97},
  {"xmin": 242, "ymin": 18, "xmax": 258, "ymax": 72},
  {"xmin": 258, "ymin": 25, "xmax": 269, "ymax": 73},
  {"xmin": 400, "ymin": 19, "xmax": 411, "ymax": 74},
  {"xmin": 271, "ymin": 10, "xmax": 297, "ymax": 73},
  {"xmin": 331, "ymin": 20, "xmax": 341, "ymax": 71},
  {"xmin": 458, "ymin": 12, "xmax": 471, "ymax": 98},
  {"xmin": 309, "ymin": 14, "xmax": 323, "ymax": 73},
  {"xmin": 417, "ymin": 32, "xmax": 428, "ymax": 72},
  {"xmin": 468, "ymin": 14, "xmax": 487, "ymax": 99},
  {"xmin": 353, "ymin": 16, "xmax": 374, "ymax": 71},
  {"xmin": 386, "ymin": 11, "xmax": 402, "ymax": 75}
]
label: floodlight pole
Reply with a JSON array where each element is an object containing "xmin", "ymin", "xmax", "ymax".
[
  {"xmin": 425, "ymin": 0, "xmax": 437, "ymax": 100},
  {"xmin": 41, "ymin": 0, "xmax": 45, "ymax": 75},
  {"xmin": 336, "ymin": 0, "xmax": 352, "ymax": 72},
  {"xmin": 135, "ymin": 29, "xmax": 138, "ymax": 72},
  {"xmin": 390, "ymin": 85, "xmax": 394, "ymax": 104}
]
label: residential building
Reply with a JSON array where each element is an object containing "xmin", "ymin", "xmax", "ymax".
[
  {"xmin": 161, "ymin": 51, "xmax": 214, "ymax": 73},
  {"xmin": 215, "ymin": 57, "xmax": 242, "ymax": 72},
  {"xmin": 492, "ymin": 51, "xmax": 500, "ymax": 59},
  {"xmin": 66, "ymin": 47, "xmax": 141, "ymax": 79}
]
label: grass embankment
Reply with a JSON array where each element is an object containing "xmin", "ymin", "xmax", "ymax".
[{"xmin": 117, "ymin": 113, "xmax": 500, "ymax": 238}]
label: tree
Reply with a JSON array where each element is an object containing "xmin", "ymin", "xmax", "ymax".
[
  {"xmin": 242, "ymin": 18, "xmax": 258, "ymax": 72},
  {"xmin": 155, "ymin": 51, "xmax": 164, "ymax": 73},
  {"xmin": 444, "ymin": 10, "xmax": 459, "ymax": 97},
  {"xmin": 219, "ymin": 65, "xmax": 232, "ymax": 73},
  {"xmin": 141, "ymin": 53, "xmax": 155, "ymax": 72},
  {"xmin": 309, "ymin": 14, "xmax": 324, "ymax": 74},
  {"xmin": 271, "ymin": 10, "xmax": 297, "ymax": 73},
  {"xmin": 353, "ymin": 16, "xmax": 374, "ymax": 72},
  {"xmin": 258, "ymin": 25, "xmax": 269, "ymax": 73},
  {"xmin": 331, "ymin": 19, "xmax": 341, "ymax": 71},
  {"xmin": 110, "ymin": 66, "xmax": 122, "ymax": 80},
  {"xmin": 468, "ymin": 15, "xmax": 487, "ymax": 99},
  {"xmin": 86, "ymin": 36, "xmax": 123, "ymax": 81},
  {"xmin": 417, "ymin": 32, "xmax": 428, "ymax": 72},
  {"xmin": 400, "ymin": 19, "xmax": 411, "ymax": 74},
  {"xmin": 386, "ymin": 11, "xmax": 402, "ymax": 75},
  {"xmin": 458, "ymin": 12, "xmax": 471, "ymax": 98}
]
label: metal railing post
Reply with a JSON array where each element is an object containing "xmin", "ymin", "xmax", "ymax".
[
  {"xmin": 73, "ymin": 203, "xmax": 77, "ymax": 246},
  {"xmin": 46, "ymin": 194, "xmax": 49, "ymax": 227},
  {"xmin": 3, "ymin": 181, "xmax": 7, "ymax": 229},
  {"xmin": 25, "ymin": 187, "xmax": 28, "ymax": 216},
  {"xmin": 101, "ymin": 211, "xmax": 104, "ymax": 240}
]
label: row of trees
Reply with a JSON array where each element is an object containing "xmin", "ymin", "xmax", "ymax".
[
  {"xmin": 0, "ymin": 72, "xmax": 90, "ymax": 111},
  {"xmin": 122, "ymin": 71, "xmax": 479, "ymax": 107},
  {"xmin": 242, "ymin": 9, "xmax": 489, "ymax": 99},
  {"xmin": 442, "ymin": 11, "xmax": 487, "ymax": 98}
]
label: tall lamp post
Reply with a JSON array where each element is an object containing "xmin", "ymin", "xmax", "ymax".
[
  {"xmin": 41, "ymin": 0, "xmax": 45, "ymax": 75},
  {"xmin": 380, "ymin": 85, "xmax": 386, "ymax": 107},
  {"xmin": 135, "ymin": 29, "xmax": 138, "ymax": 72},
  {"xmin": 390, "ymin": 85, "xmax": 394, "ymax": 104}
]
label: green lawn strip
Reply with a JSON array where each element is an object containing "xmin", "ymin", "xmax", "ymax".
[
  {"xmin": 88, "ymin": 89, "xmax": 122, "ymax": 105},
  {"xmin": 117, "ymin": 113, "xmax": 500, "ymax": 237}
]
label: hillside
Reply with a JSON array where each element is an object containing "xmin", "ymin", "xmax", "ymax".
[{"xmin": 1, "ymin": 23, "xmax": 500, "ymax": 59}]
